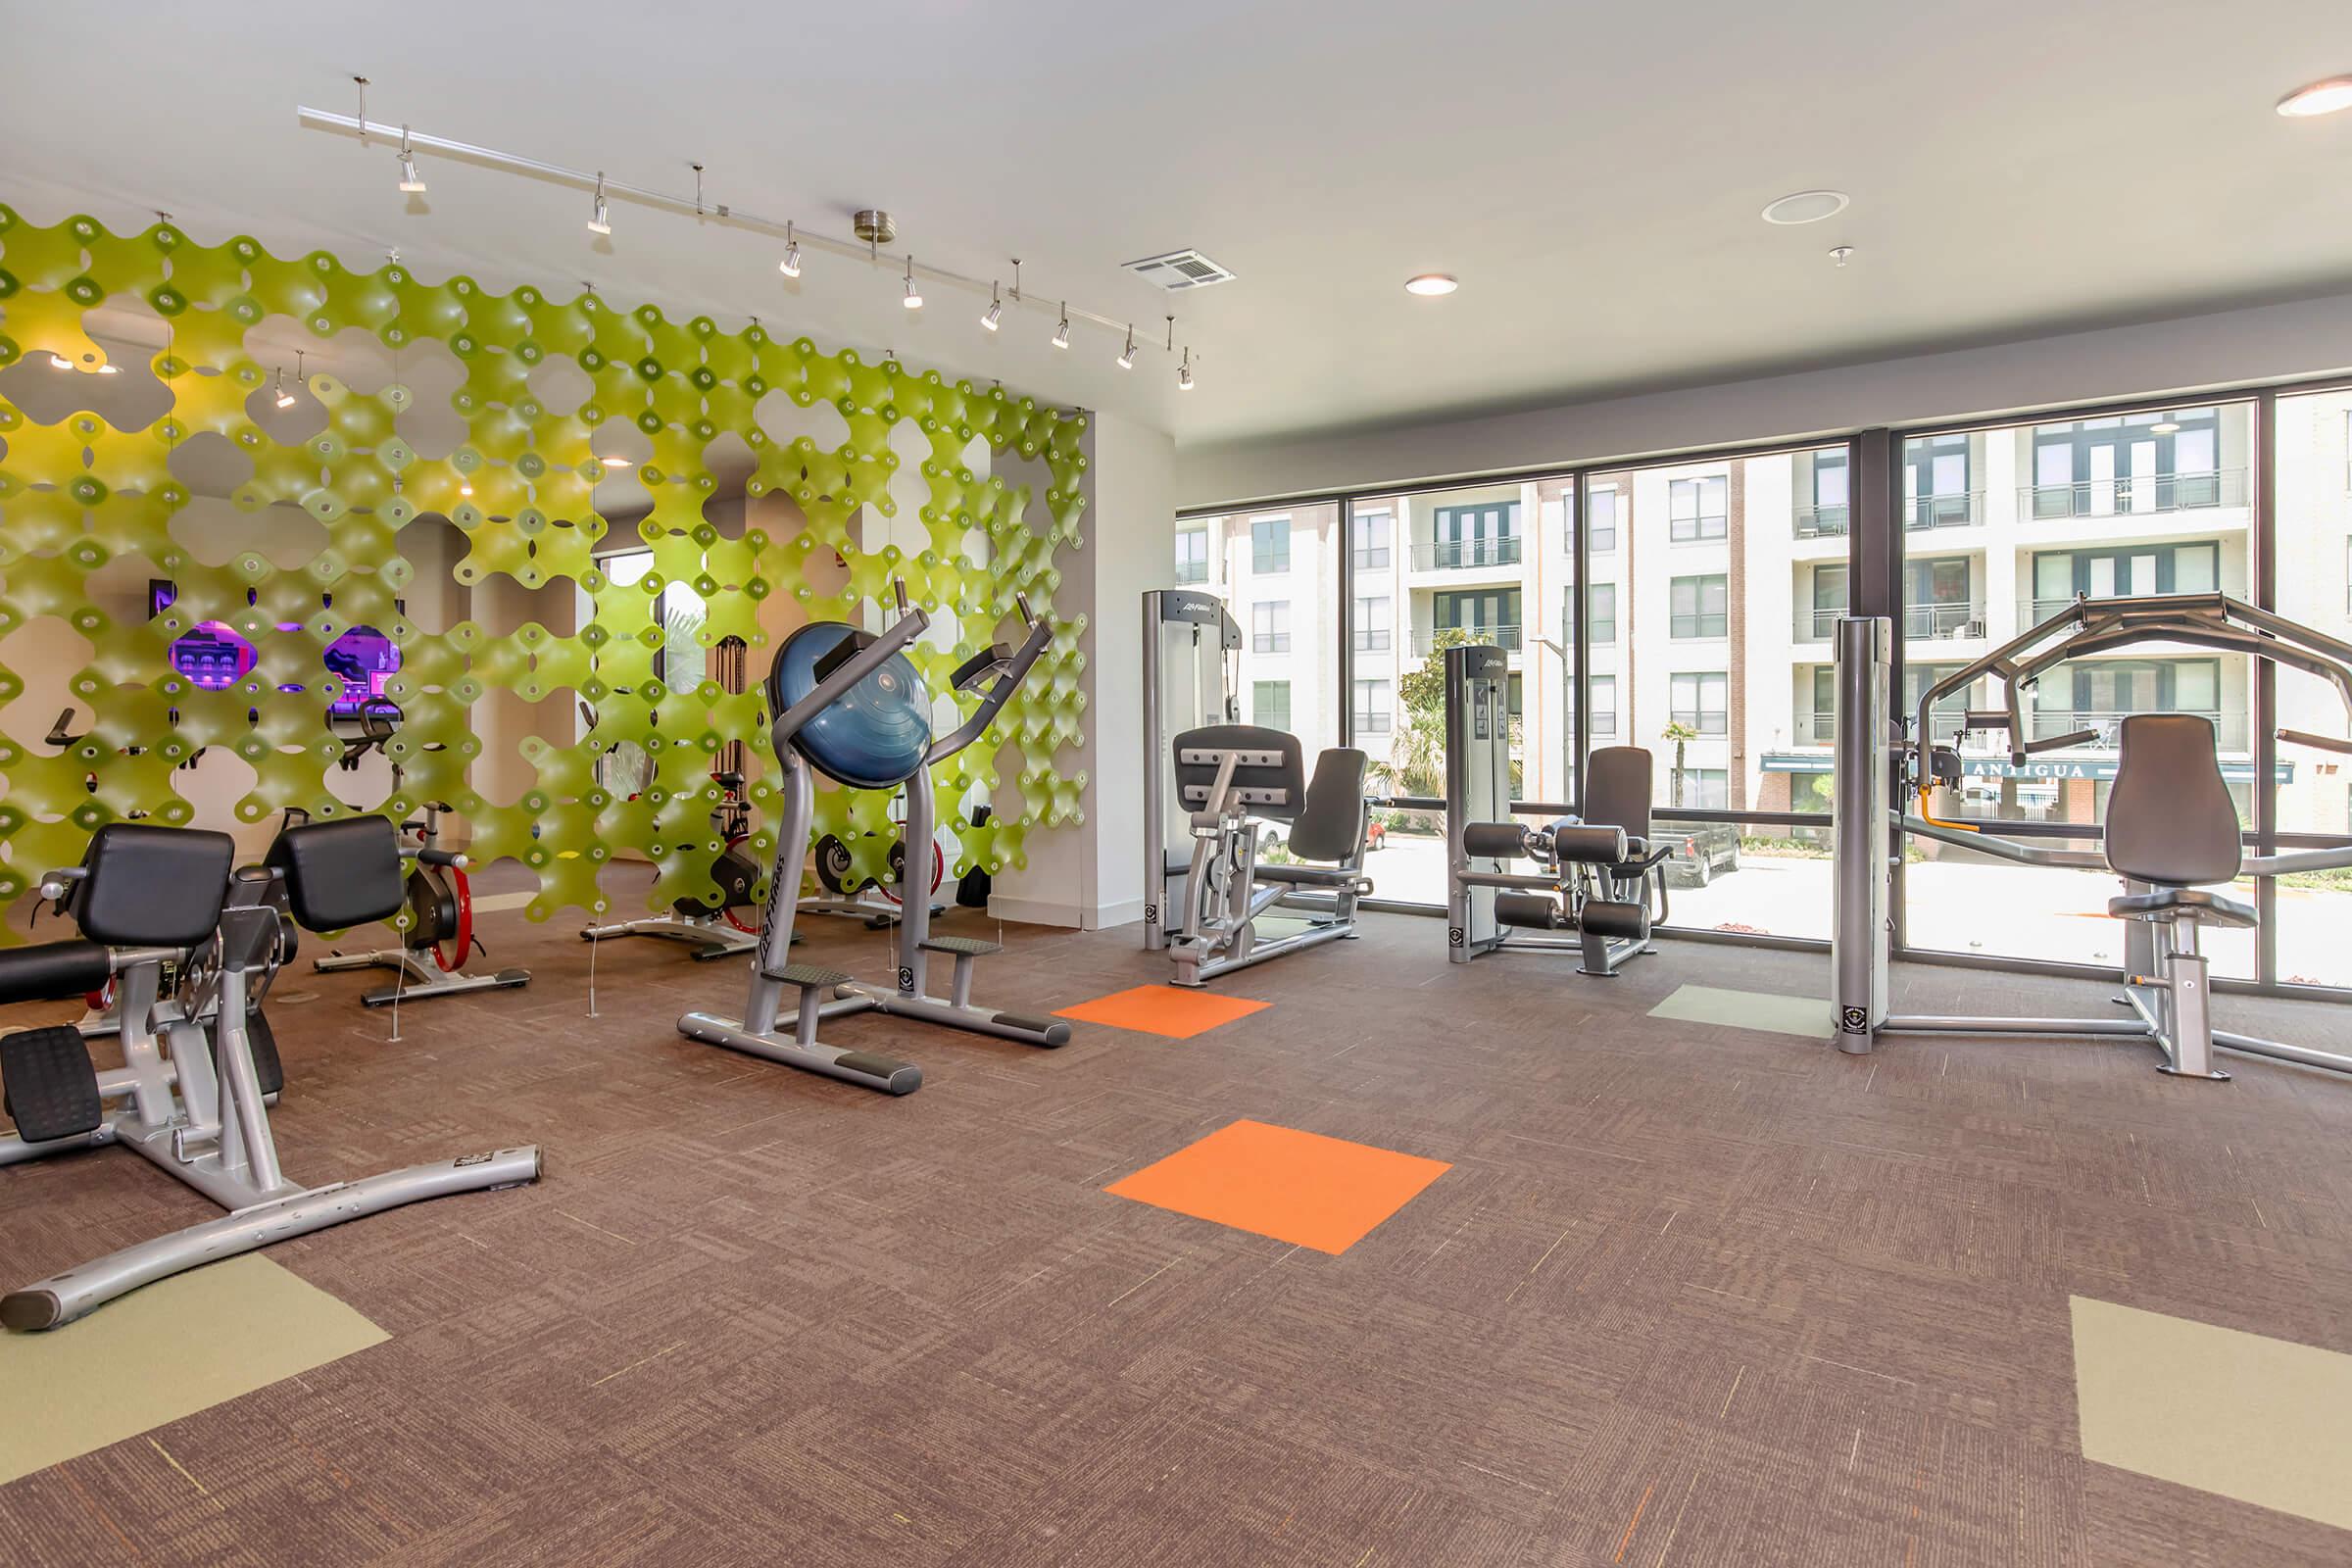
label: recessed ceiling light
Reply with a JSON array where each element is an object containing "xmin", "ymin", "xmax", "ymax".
[
  {"xmin": 2150, "ymin": 420, "xmax": 2181, "ymax": 435},
  {"xmin": 1762, "ymin": 189, "xmax": 1850, "ymax": 225},
  {"xmin": 1404, "ymin": 273, "xmax": 1458, "ymax": 297},
  {"xmin": 2278, "ymin": 75, "xmax": 2352, "ymax": 118}
]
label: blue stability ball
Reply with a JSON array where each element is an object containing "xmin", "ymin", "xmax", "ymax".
[{"xmin": 769, "ymin": 622, "xmax": 935, "ymax": 789}]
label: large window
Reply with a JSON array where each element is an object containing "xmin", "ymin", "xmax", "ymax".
[
  {"xmin": 2028, "ymin": 541, "xmax": 2219, "ymax": 621},
  {"xmin": 1352, "ymin": 679, "xmax": 1392, "ymax": 735},
  {"xmin": 1670, "ymin": 672, "xmax": 1728, "ymax": 735},
  {"xmin": 1670, "ymin": 574, "xmax": 1728, "ymax": 640},
  {"xmin": 1353, "ymin": 511, "xmax": 1392, "ymax": 570},
  {"xmin": 1175, "ymin": 528, "xmax": 1208, "ymax": 584},
  {"xmin": 1669, "ymin": 474, "xmax": 1728, "ymax": 542},
  {"xmin": 1251, "ymin": 680, "xmax": 1291, "ymax": 732},
  {"xmin": 1252, "ymin": 600, "xmax": 1291, "ymax": 654},
  {"xmin": 2274, "ymin": 389, "xmax": 2352, "ymax": 989},
  {"xmin": 1252, "ymin": 517, "xmax": 1292, "ymax": 574},
  {"xmin": 1352, "ymin": 596, "xmax": 1391, "ymax": 652}
]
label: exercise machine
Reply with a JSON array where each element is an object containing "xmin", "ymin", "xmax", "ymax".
[
  {"xmin": 1140, "ymin": 588, "xmax": 1372, "ymax": 985},
  {"xmin": 0, "ymin": 820, "xmax": 539, "ymax": 1330},
  {"xmin": 1831, "ymin": 595, "xmax": 2352, "ymax": 1079},
  {"xmin": 803, "ymin": 815, "xmax": 948, "ymax": 930},
  {"xmin": 578, "ymin": 700, "xmax": 767, "ymax": 959},
  {"xmin": 1445, "ymin": 643, "xmax": 1670, "ymax": 976},
  {"xmin": 309, "ymin": 699, "xmax": 529, "ymax": 1004},
  {"xmin": 679, "ymin": 585, "xmax": 1067, "ymax": 1093}
]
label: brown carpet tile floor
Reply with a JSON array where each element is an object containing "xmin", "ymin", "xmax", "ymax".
[{"xmin": 4, "ymin": 877, "xmax": 2352, "ymax": 1566}]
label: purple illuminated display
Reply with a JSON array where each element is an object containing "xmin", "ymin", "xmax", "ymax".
[{"xmin": 151, "ymin": 581, "xmax": 401, "ymax": 713}]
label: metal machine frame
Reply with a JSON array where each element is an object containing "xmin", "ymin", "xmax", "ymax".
[
  {"xmin": 1445, "ymin": 643, "xmax": 1668, "ymax": 976},
  {"xmin": 1142, "ymin": 587, "xmax": 1242, "ymax": 956},
  {"xmin": 679, "ymin": 586, "xmax": 1067, "ymax": 1094},
  {"xmin": 1831, "ymin": 596, "xmax": 2352, "ymax": 1079},
  {"xmin": 318, "ymin": 802, "xmax": 532, "ymax": 1003},
  {"xmin": 2, "ymin": 825, "xmax": 539, "ymax": 1331}
]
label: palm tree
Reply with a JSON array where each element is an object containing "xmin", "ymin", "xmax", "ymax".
[{"xmin": 1660, "ymin": 720, "xmax": 1698, "ymax": 807}]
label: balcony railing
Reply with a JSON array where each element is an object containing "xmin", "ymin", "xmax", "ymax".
[
  {"xmin": 1174, "ymin": 562, "xmax": 1208, "ymax": 585},
  {"xmin": 2019, "ymin": 591, "xmax": 2226, "ymax": 625},
  {"xmin": 1352, "ymin": 710, "xmax": 1393, "ymax": 735},
  {"xmin": 1904, "ymin": 491, "xmax": 1983, "ymax": 530},
  {"xmin": 1793, "ymin": 504, "xmax": 1850, "ymax": 539},
  {"xmin": 1796, "ymin": 710, "xmax": 1969, "ymax": 745},
  {"xmin": 1794, "ymin": 603, "xmax": 1984, "ymax": 641},
  {"xmin": 2020, "ymin": 468, "xmax": 2247, "ymax": 522},
  {"xmin": 1413, "ymin": 536, "xmax": 1524, "ymax": 570},
  {"xmin": 1411, "ymin": 623, "xmax": 1523, "ymax": 654},
  {"xmin": 2030, "ymin": 709, "xmax": 2248, "ymax": 753}
]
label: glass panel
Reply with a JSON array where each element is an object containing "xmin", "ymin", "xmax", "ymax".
[
  {"xmin": 2271, "ymin": 388, "xmax": 2352, "ymax": 988},
  {"xmin": 1179, "ymin": 505, "xmax": 1342, "ymax": 795},
  {"xmin": 1345, "ymin": 479, "xmax": 1574, "ymax": 907},
  {"xmin": 1902, "ymin": 405, "xmax": 2258, "ymax": 977}
]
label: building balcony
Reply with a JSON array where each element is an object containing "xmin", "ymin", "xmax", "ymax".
[
  {"xmin": 1794, "ymin": 710, "xmax": 1970, "ymax": 746},
  {"xmin": 1904, "ymin": 490, "xmax": 1984, "ymax": 530},
  {"xmin": 2018, "ymin": 591, "xmax": 2230, "ymax": 627},
  {"xmin": 2028, "ymin": 709, "xmax": 2249, "ymax": 754},
  {"xmin": 1793, "ymin": 602, "xmax": 1985, "ymax": 641},
  {"xmin": 1793, "ymin": 504, "xmax": 1850, "ymax": 539},
  {"xmin": 1410, "ymin": 623, "xmax": 1522, "ymax": 655},
  {"xmin": 1411, "ymin": 537, "xmax": 1524, "ymax": 571},
  {"xmin": 2018, "ymin": 468, "xmax": 2248, "ymax": 523}
]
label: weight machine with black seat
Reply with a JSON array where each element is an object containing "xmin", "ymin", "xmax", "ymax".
[
  {"xmin": 0, "ymin": 819, "xmax": 539, "ymax": 1331},
  {"xmin": 1140, "ymin": 588, "xmax": 1373, "ymax": 986},
  {"xmin": 1831, "ymin": 596, "xmax": 2352, "ymax": 1080},
  {"xmin": 678, "ymin": 584, "xmax": 1066, "ymax": 1094},
  {"xmin": 1444, "ymin": 644, "xmax": 1671, "ymax": 976}
]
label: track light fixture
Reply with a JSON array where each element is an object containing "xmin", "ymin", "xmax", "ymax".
[
  {"xmin": 982, "ymin": 281, "xmax": 1004, "ymax": 332},
  {"xmin": 1052, "ymin": 302, "xmax": 1070, "ymax": 349},
  {"xmin": 779, "ymin": 221, "xmax": 801, "ymax": 277},
  {"xmin": 396, "ymin": 128, "xmax": 425, "ymax": 193},
  {"xmin": 902, "ymin": 255, "xmax": 923, "ymax": 310},
  {"xmin": 587, "ymin": 173, "xmax": 612, "ymax": 235},
  {"xmin": 1116, "ymin": 325, "xmax": 1137, "ymax": 369},
  {"xmin": 273, "ymin": 368, "xmax": 295, "ymax": 409},
  {"xmin": 1178, "ymin": 347, "xmax": 1195, "ymax": 391}
]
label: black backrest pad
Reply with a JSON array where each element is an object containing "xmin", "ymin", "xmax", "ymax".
[
  {"xmin": 1173, "ymin": 725, "xmax": 1307, "ymax": 820},
  {"xmin": 1585, "ymin": 748, "xmax": 1654, "ymax": 841},
  {"xmin": 1289, "ymin": 749, "xmax": 1369, "ymax": 863},
  {"xmin": 77, "ymin": 823, "xmax": 235, "ymax": 947},
  {"xmin": 268, "ymin": 816, "xmax": 406, "ymax": 931},
  {"xmin": 2106, "ymin": 713, "xmax": 2240, "ymax": 887}
]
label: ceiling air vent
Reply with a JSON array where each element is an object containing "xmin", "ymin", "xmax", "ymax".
[{"xmin": 1122, "ymin": 249, "xmax": 1236, "ymax": 291}]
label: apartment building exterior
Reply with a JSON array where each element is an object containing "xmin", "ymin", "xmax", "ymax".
[{"xmin": 1176, "ymin": 397, "xmax": 2352, "ymax": 843}]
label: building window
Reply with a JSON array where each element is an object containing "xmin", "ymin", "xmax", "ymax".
[
  {"xmin": 1904, "ymin": 556, "xmax": 1979, "ymax": 639},
  {"xmin": 1431, "ymin": 588, "xmax": 1521, "ymax": 650},
  {"xmin": 1429, "ymin": 503, "xmax": 1522, "ymax": 569},
  {"xmin": 1589, "ymin": 582, "xmax": 1616, "ymax": 645},
  {"xmin": 1806, "ymin": 450, "xmax": 1850, "ymax": 536},
  {"xmin": 1352, "ymin": 596, "xmax": 1392, "ymax": 652},
  {"xmin": 1585, "ymin": 486, "xmax": 1618, "ymax": 554},
  {"xmin": 1251, "ymin": 517, "xmax": 1292, "ymax": 574},
  {"xmin": 1175, "ymin": 528, "xmax": 1208, "ymax": 585},
  {"xmin": 1352, "ymin": 678, "xmax": 1392, "ymax": 735},
  {"xmin": 2029, "ymin": 541, "xmax": 2218, "ymax": 620},
  {"xmin": 1251, "ymin": 600, "xmax": 1291, "ymax": 654},
  {"xmin": 1668, "ymin": 474, "xmax": 1728, "ymax": 542},
  {"xmin": 1591, "ymin": 674, "xmax": 1618, "ymax": 737},
  {"xmin": 1670, "ymin": 574, "xmax": 1729, "ymax": 639},
  {"xmin": 1670, "ymin": 672, "xmax": 1728, "ymax": 736},
  {"xmin": 2045, "ymin": 658, "xmax": 2231, "ymax": 750},
  {"xmin": 1904, "ymin": 433, "xmax": 1974, "ymax": 527},
  {"xmin": 1252, "ymin": 680, "xmax": 1292, "ymax": 732},
  {"xmin": 1353, "ymin": 511, "xmax": 1393, "ymax": 570},
  {"xmin": 1676, "ymin": 769, "xmax": 1730, "ymax": 808},
  {"xmin": 2030, "ymin": 408, "xmax": 2227, "ymax": 518}
]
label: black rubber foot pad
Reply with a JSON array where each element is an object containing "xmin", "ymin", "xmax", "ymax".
[
  {"xmin": 836, "ymin": 1052, "xmax": 921, "ymax": 1094},
  {"xmin": 998, "ymin": 1014, "xmax": 1073, "ymax": 1047},
  {"xmin": 1, "ymin": 1025, "xmax": 104, "ymax": 1143},
  {"xmin": 1, "ymin": 1289, "xmax": 63, "ymax": 1332}
]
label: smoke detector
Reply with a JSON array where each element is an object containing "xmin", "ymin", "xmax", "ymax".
[{"xmin": 1122, "ymin": 249, "xmax": 1237, "ymax": 291}]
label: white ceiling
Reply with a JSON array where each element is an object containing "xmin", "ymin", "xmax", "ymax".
[{"xmin": 3, "ymin": 2, "xmax": 2348, "ymax": 450}]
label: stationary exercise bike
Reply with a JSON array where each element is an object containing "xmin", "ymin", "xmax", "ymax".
[
  {"xmin": 310, "ymin": 697, "xmax": 531, "ymax": 1006},
  {"xmin": 577, "ymin": 698, "xmax": 768, "ymax": 959},
  {"xmin": 0, "ymin": 820, "xmax": 539, "ymax": 1330},
  {"xmin": 679, "ymin": 583, "xmax": 1067, "ymax": 1094}
]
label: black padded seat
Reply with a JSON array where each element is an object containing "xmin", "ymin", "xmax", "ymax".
[
  {"xmin": 76, "ymin": 823, "xmax": 235, "ymax": 948},
  {"xmin": 2109, "ymin": 887, "xmax": 2258, "ymax": 928},
  {"xmin": 1287, "ymin": 748, "xmax": 1368, "ymax": 863},
  {"xmin": 2104, "ymin": 714, "xmax": 2241, "ymax": 887},
  {"xmin": 0, "ymin": 941, "xmax": 111, "ymax": 1005},
  {"xmin": 268, "ymin": 817, "xmax": 406, "ymax": 932}
]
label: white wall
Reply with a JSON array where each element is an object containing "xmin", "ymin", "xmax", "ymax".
[
  {"xmin": 991, "ymin": 410, "xmax": 1175, "ymax": 929},
  {"xmin": 1177, "ymin": 290, "xmax": 2352, "ymax": 509}
]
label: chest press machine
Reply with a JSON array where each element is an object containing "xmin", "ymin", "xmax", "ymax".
[
  {"xmin": 1831, "ymin": 595, "xmax": 2352, "ymax": 1081},
  {"xmin": 1445, "ymin": 643, "xmax": 1671, "ymax": 976},
  {"xmin": 1142, "ymin": 589, "xmax": 1372, "ymax": 988}
]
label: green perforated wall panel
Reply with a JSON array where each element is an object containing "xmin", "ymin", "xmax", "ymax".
[{"xmin": 0, "ymin": 206, "xmax": 1090, "ymax": 935}]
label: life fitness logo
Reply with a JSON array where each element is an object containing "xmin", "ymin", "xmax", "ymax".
[
  {"xmin": 1144, "ymin": 904, "xmax": 1158, "ymax": 926},
  {"xmin": 898, "ymin": 965, "xmax": 914, "ymax": 990},
  {"xmin": 1840, "ymin": 1004, "xmax": 1869, "ymax": 1035},
  {"xmin": 1448, "ymin": 925, "xmax": 1465, "ymax": 947}
]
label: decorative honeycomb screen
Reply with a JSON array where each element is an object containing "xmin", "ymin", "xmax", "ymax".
[{"xmin": 0, "ymin": 205, "xmax": 1090, "ymax": 937}]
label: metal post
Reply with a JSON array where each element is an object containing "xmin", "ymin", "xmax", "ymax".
[{"xmin": 1832, "ymin": 616, "xmax": 1894, "ymax": 1052}]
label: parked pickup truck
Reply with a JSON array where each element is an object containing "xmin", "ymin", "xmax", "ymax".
[{"xmin": 1661, "ymin": 820, "xmax": 1741, "ymax": 888}]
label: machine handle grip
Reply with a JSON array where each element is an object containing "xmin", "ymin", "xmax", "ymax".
[
  {"xmin": 1015, "ymin": 591, "xmax": 1036, "ymax": 625},
  {"xmin": 923, "ymin": 613, "xmax": 1055, "ymax": 764},
  {"xmin": 2018, "ymin": 727, "xmax": 2100, "ymax": 758},
  {"xmin": 2278, "ymin": 727, "xmax": 2352, "ymax": 757},
  {"xmin": 892, "ymin": 578, "xmax": 910, "ymax": 614},
  {"xmin": 414, "ymin": 849, "xmax": 466, "ymax": 868}
]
